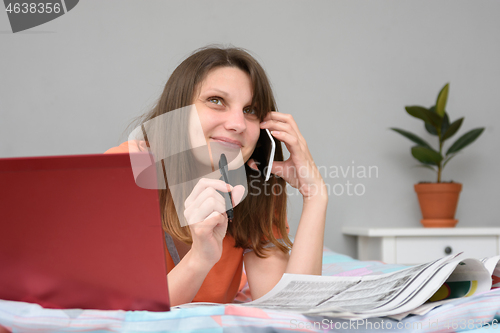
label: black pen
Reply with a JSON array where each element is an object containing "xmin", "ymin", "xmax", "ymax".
[{"xmin": 218, "ymin": 153, "xmax": 234, "ymax": 222}]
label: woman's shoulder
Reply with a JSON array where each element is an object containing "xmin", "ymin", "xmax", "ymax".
[{"xmin": 104, "ymin": 140, "xmax": 148, "ymax": 154}]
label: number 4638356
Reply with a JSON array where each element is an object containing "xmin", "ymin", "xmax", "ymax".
[{"xmin": 5, "ymin": 2, "xmax": 61, "ymax": 14}]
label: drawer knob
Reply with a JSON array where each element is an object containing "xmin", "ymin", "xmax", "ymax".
[{"xmin": 444, "ymin": 246, "xmax": 452, "ymax": 255}]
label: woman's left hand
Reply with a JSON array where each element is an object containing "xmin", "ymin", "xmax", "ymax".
[{"xmin": 248, "ymin": 111, "xmax": 326, "ymax": 199}]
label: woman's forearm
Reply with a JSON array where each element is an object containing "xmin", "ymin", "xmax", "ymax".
[
  {"xmin": 285, "ymin": 189, "xmax": 328, "ymax": 275},
  {"xmin": 167, "ymin": 250, "xmax": 213, "ymax": 306}
]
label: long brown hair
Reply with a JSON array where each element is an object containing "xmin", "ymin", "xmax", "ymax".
[{"xmin": 125, "ymin": 45, "xmax": 292, "ymax": 257}]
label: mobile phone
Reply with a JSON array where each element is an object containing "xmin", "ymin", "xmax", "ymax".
[{"xmin": 264, "ymin": 129, "xmax": 275, "ymax": 181}]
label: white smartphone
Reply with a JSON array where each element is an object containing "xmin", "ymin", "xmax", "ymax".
[{"xmin": 265, "ymin": 129, "xmax": 275, "ymax": 182}]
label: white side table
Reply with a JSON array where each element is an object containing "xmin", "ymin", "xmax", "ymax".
[{"xmin": 342, "ymin": 227, "xmax": 500, "ymax": 265}]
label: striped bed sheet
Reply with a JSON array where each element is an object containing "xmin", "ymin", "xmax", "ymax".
[{"xmin": 1, "ymin": 248, "xmax": 500, "ymax": 332}]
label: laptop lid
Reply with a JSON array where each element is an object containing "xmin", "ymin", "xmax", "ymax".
[{"xmin": 0, "ymin": 152, "xmax": 169, "ymax": 311}]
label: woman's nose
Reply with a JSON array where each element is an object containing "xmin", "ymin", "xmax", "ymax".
[{"xmin": 223, "ymin": 108, "xmax": 247, "ymax": 133}]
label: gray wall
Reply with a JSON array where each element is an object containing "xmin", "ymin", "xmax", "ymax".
[{"xmin": 1, "ymin": 1, "xmax": 499, "ymax": 257}]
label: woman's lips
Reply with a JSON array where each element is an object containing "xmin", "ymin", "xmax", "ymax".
[{"xmin": 211, "ymin": 138, "xmax": 242, "ymax": 149}]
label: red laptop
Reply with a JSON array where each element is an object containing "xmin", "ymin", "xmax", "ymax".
[{"xmin": 0, "ymin": 152, "xmax": 170, "ymax": 311}]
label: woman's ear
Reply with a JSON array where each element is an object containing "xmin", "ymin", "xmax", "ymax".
[{"xmin": 246, "ymin": 158, "xmax": 259, "ymax": 171}]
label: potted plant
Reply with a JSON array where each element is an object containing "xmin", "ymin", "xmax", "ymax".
[{"xmin": 391, "ymin": 83, "xmax": 485, "ymax": 227}]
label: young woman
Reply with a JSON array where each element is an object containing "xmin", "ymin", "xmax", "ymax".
[{"xmin": 105, "ymin": 46, "xmax": 328, "ymax": 306}]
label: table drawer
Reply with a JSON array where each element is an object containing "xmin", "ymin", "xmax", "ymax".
[{"xmin": 395, "ymin": 236, "xmax": 498, "ymax": 264}]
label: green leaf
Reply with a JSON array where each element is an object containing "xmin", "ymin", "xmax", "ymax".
[
  {"xmin": 441, "ymin": 117, "xmax": 463, "ymax": 142},
  {"xmin": 446, "ymin": 128, "xmax": 485, "ymax": 155},
  {"xmin": 440, "ymin": 113, "xmax": 450, "ymax": 139},
  {"xmin": 390, "ymin": 128, "xmax": 433, "ymax": 149},
  {"xmin": 406, "ymin": 106, "xmax": 442, "ymax": 131},
  {"xmin": 425, "ymin": 106, "xmax": 439, "ymax": 136},
  {"xmin": 425, "ymin": 123, "xmax": 438, "ymax": 135},
  {"xmin": 411, "ymin": 146, "xmax": 443, "ymax": 166},
  {"xmin": 442, "ymin": 153, "xmax": 459, "ymax": 168},
  {"xmin": 435, "ymin": 83, "xmax": 449, "ymax": 117}
]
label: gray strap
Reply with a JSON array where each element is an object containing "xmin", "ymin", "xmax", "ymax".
[
  {"xmin": 243, "ymin": 239, "xmax": 287, "ymax": 255},
  {"xmin": 164, "ymin": 232, "xmax": 180, "ymax": 266}
]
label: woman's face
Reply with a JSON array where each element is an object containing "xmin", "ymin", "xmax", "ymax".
[{"xmin": 189, "ymin": 66, "xmax": 261, "ymax": 168}]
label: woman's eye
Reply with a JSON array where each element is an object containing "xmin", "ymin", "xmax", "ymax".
[
  {"xmin": 209, "ymin": 97, "xmax": 223, "ymax": 106},
  {"xmin": 243, "ymin": 107, "xmax": 257, "ymax": 116}
]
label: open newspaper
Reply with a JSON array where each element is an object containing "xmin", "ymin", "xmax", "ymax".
[
  {"xmin": 175, "ymin": 253, "xmax": 500, "ymax": 319},
  {"xmin": 235, "ymin": 253, "xmax": 500, "ymax": 319}
]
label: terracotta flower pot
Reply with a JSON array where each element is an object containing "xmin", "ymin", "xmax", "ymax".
[{"xmin": 414, "ymin": 182, "xmax": 462, "ymax": 228}]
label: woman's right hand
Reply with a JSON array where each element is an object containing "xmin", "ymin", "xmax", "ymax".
[{"xmin": 183, "ymin": 178, "xmax": 245, "ymax": 267}]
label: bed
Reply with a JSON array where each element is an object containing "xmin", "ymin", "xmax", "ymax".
[{"xmin": 1, "ymin": 248, "xmax": 500, "ymax": 332}]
